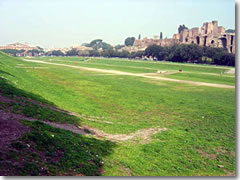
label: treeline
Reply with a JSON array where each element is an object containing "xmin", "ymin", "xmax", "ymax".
[
  {"xmin": 64, "ymin": 48, "xmax": 144, "ymax": 59},
  {"xmin": 1, "ymin": 43, "xmax": 235, "ymax": 67},
  {"xmin": 145, "ymin": 44, "xmax": 235, "ymax": 66},
  {"xmin": 90, "ymin": 49, "xmax": 145, "ymax": 59},
  {"xmin": 0, "ymin": 49, "xmax": 25, "ymax": 56},
  {"xmin": 0, "ymin": 48, "xmax": 44, "ymax": 56},
  {"xmin": 66, "ymin": 44, "xmax": 235, "ymax": 66}
]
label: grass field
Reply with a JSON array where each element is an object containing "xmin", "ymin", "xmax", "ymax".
[{"xmin": 0, "ymin": 53, "xmax": 235, "ymax": 176}]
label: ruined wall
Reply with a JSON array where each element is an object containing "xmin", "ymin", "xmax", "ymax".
[
  {"xmin": 133, "ymin": 37, "xmax": 176, "ymax": 49},
  {"xmin": 132, "ymin": 20, "xmax": 235, "ymax": 53},
  {"xmin": 175, "ymin": 20, "xmax": 235, "ymax": 53}
]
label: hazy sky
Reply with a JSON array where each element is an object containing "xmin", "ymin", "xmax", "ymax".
[{"xmin": 0, "ymin": 0, "xmax": 235, "ymax": 48}]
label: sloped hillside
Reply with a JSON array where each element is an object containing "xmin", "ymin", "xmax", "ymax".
[{"xmin": 0, "ymin": 52, "xmax": 115, "ymax": 175}]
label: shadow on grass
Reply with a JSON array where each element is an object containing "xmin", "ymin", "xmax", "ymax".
[
  {"xmin": 0, "ymin": 73, "xmax": 53, "ymax": 106},
  {"xmin": 2, "ymin": 121, "xmax": 116, "ymax": 176},
  {"xmin": 0, "ymin": 68, "xmax": 116, "ymax": 176},
  {"xmin": 0, "ymin": 69, "xmax": 14, "ymax": 77}
]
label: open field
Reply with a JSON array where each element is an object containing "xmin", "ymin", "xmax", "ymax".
[{"xmin": 0, "ymin": 53, "xmax": 235, "ymax": 176}]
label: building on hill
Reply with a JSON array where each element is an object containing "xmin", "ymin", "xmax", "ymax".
[
  {"xmin": 71, "ymin": 45, "xmax": 93, "ymax": 51},
  {"xmin": 46, "ymin": 47, "xmax": 70, "ymax": 54},
  {"xmin": 0, "ymin": 42, "xmax": 37, "ymax": 51},
  {"xmin": 132, "ymin": 20, "xmax": 235, "ymax": 53}
]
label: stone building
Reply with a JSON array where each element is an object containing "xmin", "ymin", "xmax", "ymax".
[
  {"xmin": 132, "ymin": 20, "xmax": 235, "ymax": 53},
  {"xmin": 0, "ymin": 42, "xmax": 37, "ymax": 51}
]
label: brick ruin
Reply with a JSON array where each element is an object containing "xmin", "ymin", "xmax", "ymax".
[{"xmin": 132, "ymin": 21, "xmax": 235, "ymax": 53}]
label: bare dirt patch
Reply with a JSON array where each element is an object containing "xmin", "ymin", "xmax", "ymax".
[
  {"xmin": 223, "ymin": 169, "xmax": 235, "ymax": 176},
  {"xmin": 225, "ymin": 69, "xmax": 235, "ymax": 74},
  {"xmin": 69, "ymin": 112, "xmax": 114, "ymax": 124},
  {"xmin": 79, "ymin": 126, "xmax": 168, "ymax": 143},
  {"xmin": 119, "ymin": 166, "xmax": 132, "ymax": 176},
  {"xmin": 197, "ymin": 149, "xmax": 217, "ymax": 160},
  {"xmin": 140, "ymin": 71, "xmax": 177, "ymax": 76},
  {"xmin": 0, "ymin": 110, "xmax": 31, "ymax": 149}
]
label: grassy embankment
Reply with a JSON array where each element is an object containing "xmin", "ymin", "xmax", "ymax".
[{"xmin": 0, "ymin": 53, "xmax": 235, "ymax": 175}]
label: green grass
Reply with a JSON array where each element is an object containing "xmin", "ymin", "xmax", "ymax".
[
  {"xmin": 0, "ymin": 53, "xmax": 235, "ymax": 176},
  {"xmin": 165, "ymin": 72, "xmax": 235, "ymax": 86},
  {"xmin": 25, "ymin": 56, "xmax": 232, "ymax": 74},
  {"xmin": 23, "ymin": 56, "xmax": 235, "ymax": 86}
]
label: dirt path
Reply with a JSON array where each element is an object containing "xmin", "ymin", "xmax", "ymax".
[
  {"xmin": 22, "ymin": 59, "xmax": 234, "ymax": 89},
  {"xmin": 46, "ymin": 59, "xmax": 235, "ymax": 77},
  {"xmin": 41, "ymin": 120, "xmax": 167, "ymax": 143},
  {"xmin": 0, "ymin": 109, "xmax": 166, "ymax": 143},
  {"xmin": 16, "ymin": 67, "xmax": 49, "ymax": 69},
  {"xmin": 0, "ymin": 95, "xmax": 165, "ymax": 143},
  {"xmin": 225, "ymin": 69, "xmax": 235, "ymax": 74},
  {"xmin": 80, "ymin": 126, "xmax": 168, "ymax": 143}
]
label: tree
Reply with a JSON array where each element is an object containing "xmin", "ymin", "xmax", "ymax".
[
  {"xmin": 85, "ymin": 39, "xmax": 113, "ymax": 50},
  {"xmin": 27, "ymin": 49, "xmax": 42, "ymax": 56},
  {"xmin": 36, "ymin": 46, "xmax": 44, "ymax": 52},
  {"xmin": 50, "ymin": 50, "xmax": 64, "ymax": 56},
  {"xmin": 124, "ymin": 37, "xmax": 135, "ymax": 46},
  {"xmin": 178, "ymin": 24, "xmax": 188, "ymax": 33},
  {"xmin": 89, "ymin": 39, "xmax": 103, "ymax": 47},
  {"xmin": 138, "ymin": 34, "xmax": 141, "ymax": 40},
  {"xmin": 145, "ymin": 45, "xmax": 167, "ymax": 60},
  {"xmin": 115, "ymin": 44, "xmax": 124, "ymax": 50},
  {"xmin": 160, "ymin": 32, "xmax": 163, "ymax": 39},
  {"xmin": 0, "ymin": 49, "xmax": 25, "ymax": 56},
  {"xmin": 52, "ymin": 50, "xmax": 64, "ymax": 56},
  {"xmin": 100, "ymin": 42, "xmax": 113, "ymax": 50},
  {"xmin": 89, "ymin": 50, "xmax": 100, "ymax": 57},
  {"xmin": 225, "ymin": 29, "xmax": 235, "ymax": 33},
  {"xmin": 66, "ymin": 48, "xmax": 78, "ymax": 56}
]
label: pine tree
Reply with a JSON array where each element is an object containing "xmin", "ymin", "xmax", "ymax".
[{"xmin": 160, "ymin": 32, "xmax": 163, "ymax": 39}]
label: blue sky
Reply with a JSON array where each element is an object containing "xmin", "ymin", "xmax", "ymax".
[{"xmin": 0, "ymin": 0, "xmax": 235, "ymax": 48}]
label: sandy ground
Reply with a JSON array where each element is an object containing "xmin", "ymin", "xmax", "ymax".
[
  {"xmin": 22, "ymin": 59, "xmax": 235, "ymax": 89},
  {"xmin": 225, "ymin": 69, "xmax": 235, "ymax": 74}
]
